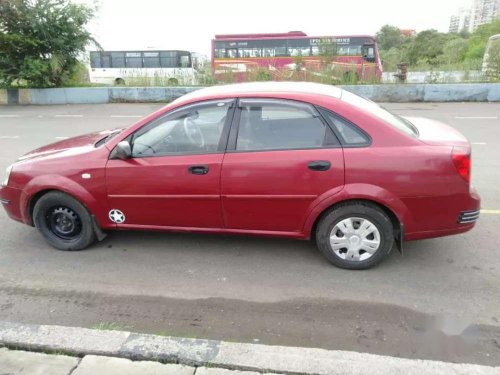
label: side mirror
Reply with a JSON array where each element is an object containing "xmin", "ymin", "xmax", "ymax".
[{"xmin": 112, "ymin": 141, "xmax": 132, "ymax": 160}]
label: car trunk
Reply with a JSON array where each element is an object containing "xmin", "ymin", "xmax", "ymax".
[{"xmin": 403, "ymin": 116, "xmax": 470, "ymax": 148}]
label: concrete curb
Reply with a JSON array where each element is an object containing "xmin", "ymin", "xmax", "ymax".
[
  {"xmin": 0, "ymin": 321, "xmax": 499, "ymax": 374},
  {"xmin": 1, "ymin": 83, "xmax": 500, "ymax": 105}
]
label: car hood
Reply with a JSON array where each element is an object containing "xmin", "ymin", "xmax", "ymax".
[
  {"xmin": 18, "ymin": 129, "xmax": 121, "ymax": 162},
  {"xmin": 403, "ymin": 116, "xmax": 470, "ymax": 147}
]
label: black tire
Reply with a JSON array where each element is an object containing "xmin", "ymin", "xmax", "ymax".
[
  {"xmin": 114, "ymin": 78, "xmax": 125, "ymax": 86},
  {"xmin": 33, "ymin": 191, "xmax": 96, "ymax": 251},
  {"xmin": 167, "ymin": 78, "xmax": 179, "ymax": 86},
  {"xmin": 316, "ymin": 202, "xmax": 394, "ymax": 270}
]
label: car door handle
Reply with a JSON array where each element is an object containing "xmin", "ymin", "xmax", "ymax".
[
  {"xmin": 308, "ymin": 161, "xmax": 331, "ymax": 171},
  {"xmin": 188, "ymin": 165, "xmax": 209, "ymax": 175}
]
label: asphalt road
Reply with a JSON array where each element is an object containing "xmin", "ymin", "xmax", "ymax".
[{"xmin": 0, "ymin": 102, "xmax": 499, "ymax": 366}]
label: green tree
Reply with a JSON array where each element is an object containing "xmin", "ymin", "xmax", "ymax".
[
  {"xmin": 465, "ymin": 19, "xmax": 500, "ymax": 60},
  {"xmin": 380, "ymin": 47, "xmax": 403, "ymax": 71},
  {"xmin": 441, "ymin": 38, "xmax": 469, "ymax": 64},
  {"xmin": 0, "ymin": 0, "xmax": 97, "ymax": 87},
  {"xmin": 405, "ymin": 30, "xmax": 452, "ymax": 65},
  {"xmin": 376, "ymin": 25, "xmax": 403, "ymax": 51}
]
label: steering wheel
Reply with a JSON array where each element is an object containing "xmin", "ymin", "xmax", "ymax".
[{"xmin": 183, "ymin": 117, "xmax": 205, "ymax": 148}]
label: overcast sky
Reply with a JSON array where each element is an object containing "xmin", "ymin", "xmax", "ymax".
[{"xmin": 77, "ymin": 0, "xmax": 472, "ymax": 56}]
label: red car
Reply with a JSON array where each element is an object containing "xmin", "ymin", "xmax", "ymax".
[{"xmin": 0, "ymin": 82, "xmax": 480, "ymax": 269}]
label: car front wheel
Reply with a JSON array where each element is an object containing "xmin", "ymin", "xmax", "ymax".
[
  {"xmin": 33, "ymin": 191, "xmax": 96, "ymax": 251},
  {"xmin": 316, "ymin": 202, "xmax": 394, "ymax": 270}
]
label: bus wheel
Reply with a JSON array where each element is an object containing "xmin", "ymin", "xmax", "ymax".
[
  {"xmin": 114, "ymin": 78, "xmax": 125, "ymax": 86},
  {"xmin": 168, "ymin": 78, "xmax": 179, "ymax": 86}
]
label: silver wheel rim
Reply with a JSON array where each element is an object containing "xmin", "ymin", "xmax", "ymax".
[{"xmin": 330, "ymin": 217, "xmax": 381, "ymax": 262}]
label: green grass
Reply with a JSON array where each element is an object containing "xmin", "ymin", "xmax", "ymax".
[{"xmin": 92, "ymin": 321, "xmax": 132, "ymax": 332}]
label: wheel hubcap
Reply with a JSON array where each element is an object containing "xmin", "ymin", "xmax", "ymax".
[
  {"xmin": 47, "ymin": 206, "xmax": 82, "ymax": 240},
  {"xmin": 330, "ymin": 217, "xmax": 381, "ymax": 262}
]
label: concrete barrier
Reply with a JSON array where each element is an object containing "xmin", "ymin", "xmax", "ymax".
[{"xmin": 1, "ymin": 83, "xmax": 500, "ymax": 105}]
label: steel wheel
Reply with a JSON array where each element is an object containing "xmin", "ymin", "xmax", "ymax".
[
  {"xmin": 46, "ymin": 206, "xmax": 82, "ymax": 240},
  {"xmin": 330, "ymin": 217, "xmax": 381, "ymax": 262}
]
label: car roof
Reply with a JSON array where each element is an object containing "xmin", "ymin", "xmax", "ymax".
[{"xmin": 175, "ymin": 82, "xmax": 344, "ymax": 104}]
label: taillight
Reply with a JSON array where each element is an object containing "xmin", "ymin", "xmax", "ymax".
[{"xmin": 452, "ymin": 147, "xmax": 471, "ymax": 183}]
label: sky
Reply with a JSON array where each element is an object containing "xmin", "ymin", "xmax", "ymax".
[{"xmin": 77, "ymin": 0, "xmax": 472, "ymax": 56}]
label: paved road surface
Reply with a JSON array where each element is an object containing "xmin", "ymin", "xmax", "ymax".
[{"xmin": 0, "ymin": 103, "xmax": 499, "ymax": 366}]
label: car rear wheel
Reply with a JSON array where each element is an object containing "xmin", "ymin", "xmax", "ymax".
[
  {"xmin": 316, "ymin": 202, "xmax": 394, "ymax": 270},
  {"xmin": 33, "ymin": 191, "xmax": 96, "ymax": 251}
]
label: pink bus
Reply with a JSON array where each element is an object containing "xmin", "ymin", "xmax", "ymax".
[{"xmin": 211, "ymin": 31, "xmax": 382, "ymax": 82}]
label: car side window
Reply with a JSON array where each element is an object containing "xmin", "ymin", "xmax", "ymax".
[
  {"xmin": 132, "ymin": 100, "xmax": 232, "ymax": 157},
  {"xmin": 320, "ymin": 109, "xmax": 370, "ymax": 146},
  {"xmin": 236, "ymin": 99, "xmax": 328, "ymax": 151}
]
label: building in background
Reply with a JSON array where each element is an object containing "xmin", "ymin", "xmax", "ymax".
[
  {"xmin": 469, "ymin": 0, "xmax": 500, "ymax": 31},
  {"xmin": 449, "ymin": 7, "xmax": 471, "ymax": 33},
  {"xmin": 449, "ymin": 0, "xmax": 500, "ymax": 33}
]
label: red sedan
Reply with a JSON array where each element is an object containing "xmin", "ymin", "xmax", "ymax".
[{"xmin": 0, "ymin": 82, "xmax": 480, "ymax": 269}]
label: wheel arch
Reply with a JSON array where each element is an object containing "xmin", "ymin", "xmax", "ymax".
[
  {"xmin": 21, "ymin": 175, "xmax": 109, "ymax": 228},
  {"xmin": 303, "ymin": 183, "xmax": 413, "ymax": 245}
]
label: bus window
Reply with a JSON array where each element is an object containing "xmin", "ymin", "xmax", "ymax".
[
  {"xmin": 143, "ymin": 52, "xmax": 160, "ymax": 68},
  {"xmin": 111, "ymin": 52, "xmax": 125, "ymax": 68},
  {"xmin": 90, "ymin": 52, "xmax": 101, "ymax": 68},
  {"xmin": 263, "ymin": 48, "xmax": 275, "ymax": 57},
  {"xmin": 275, "ymin": 46, "xmax": 287, "ymax": 56},
  {"xmin": 215, "ymin": 48, "xmax": 226, "ymax": 58},
  {"xmin": 179, "ymin": 54, "xmax": 191, "ymax": 68},
  {"xmin": 362, "ymin": 45, "xmax": 375, "ymax": 62},
  {"xmin": 126, "ymin": 52, "xmax": 142, "ymax": 68},
  {"xmin": 160, "ymin": 51, "xmax": 177, "ymax": 68},
  {"xmin": 101, "ymin": 53, "xmax": 111, "ymax": 68}
]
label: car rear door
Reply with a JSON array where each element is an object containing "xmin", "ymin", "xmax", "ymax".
[
  {"xmin": 105, "ymin": 99, "xmax": 235, "ymax": 229},
  {"xmin": 221, "ymin": 98, "xmax": 345, "ymax": 234}
]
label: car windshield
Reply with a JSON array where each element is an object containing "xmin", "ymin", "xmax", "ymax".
[{"xmin": 341, "ymin": 90, "xmax": 419, "ymax": 138}]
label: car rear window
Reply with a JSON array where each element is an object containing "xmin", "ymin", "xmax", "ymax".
[{"xmin": 341, "ymin": 90, "xmax": 419, "ymax": 138}]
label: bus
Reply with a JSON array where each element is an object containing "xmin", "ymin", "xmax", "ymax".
[
  {"xmin": 211, "ymin": 31, "xmax": 382, "ymax": 82},
  {"xmin": 482, "ymin": 34, "xmax": 500, "ymax": 76},
  {"xmin": 89, "ymin": 50, "xmax": 203, "ymax": 86}
]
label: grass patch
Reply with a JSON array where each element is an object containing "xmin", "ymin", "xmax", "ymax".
[{"xmin": 92, "ymin": 321, "xmax": 132, "ymax": 332}]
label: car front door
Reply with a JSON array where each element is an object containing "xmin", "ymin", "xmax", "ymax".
[
  {"xmin": 221, "ymin": 98, "xmax": 345, "ymax": 234},
  {"xmin": 105, "ymin": 99, "xmax": 235, "ymax": 229}
]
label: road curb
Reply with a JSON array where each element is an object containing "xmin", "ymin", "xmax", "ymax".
[{"xmin": 0, "ymin": 321, "xmax": 498, "ymax": 374}]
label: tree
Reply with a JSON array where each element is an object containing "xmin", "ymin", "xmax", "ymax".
[
  {"xmin": 0, "ymin": 0, "xmax": 97, "ymax": 87},
  {"xmin": 465, "ymin": 19, "xmax": 500, "ymax": 60},
  {"xmin": 376, "ymin": 25, "xmax": 403, "ymax": 51},
  {"xmin": 405, "ymin": 30, "xmax": 452, "ymax": 65},
  {"xmin": 441, "ymin": 38, "xmax": 469, "ymax": 64}
]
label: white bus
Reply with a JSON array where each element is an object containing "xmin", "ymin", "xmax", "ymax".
[
  {"xmin": 482, "ymin": 34, "xmax": 500, "ymax": 75},
  {"xmin": 89, "ymin": 50, "xmax": 203, "ymax": 86}
]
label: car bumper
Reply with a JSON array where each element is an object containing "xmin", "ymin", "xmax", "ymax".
[
  {"xmin": 0, "ymin": 185, "xmax": 25, "ymax": 223},
  {"xmin": 404, "ymin": 186, "xmax": 481, "ymax": 241}
]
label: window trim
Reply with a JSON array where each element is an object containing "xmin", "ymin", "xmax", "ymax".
[
  {"xmin": 115, "ymin": 99, "xmax": 236, "ymax": 159},
  {"xmin": 317, "ymin": 106, "xmax": 372, "ymax": 148},
  {"xmin": 225, "ymin": 98, "xmax": 341, "ymax": 153}
]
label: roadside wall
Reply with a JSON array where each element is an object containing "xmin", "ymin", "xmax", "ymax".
[
  {"xmin": 1, "ymin": 83, "xmax": 500, "ymax": 105},
  {"xmin": 382, "ymin": 70, "xmax": 484, "ymax": 83}
]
